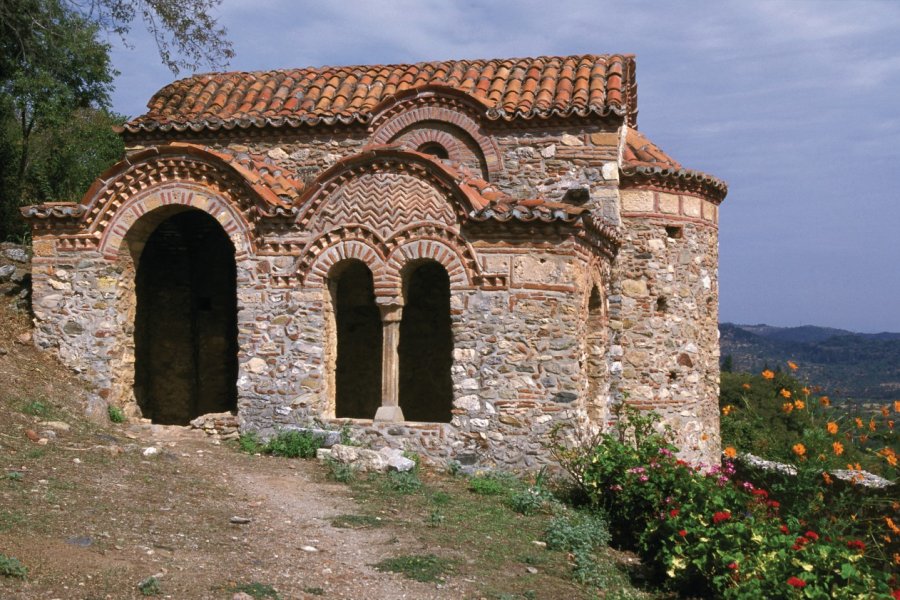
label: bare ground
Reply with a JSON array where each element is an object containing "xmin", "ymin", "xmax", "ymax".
[{"xmin": 0, "ymin": 301, "xmax": 476, "ymax": 599}]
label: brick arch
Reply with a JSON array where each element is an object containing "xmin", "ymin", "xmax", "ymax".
[
  {"xmin": 369, "ymin": 89, "xmax": 502, "ymax": 179},
  {"xmin": 298, "ymin": 226, "xmax": 388, "ymax": 290},
  {"xmin": 383, "ymin": 235, "xmax": 475, "ymax": 300},
  {"xmin": 78, "ymin": 145, "xmax": 289, "ymax": 247},
  {"xmin": 98, "ymin": 182, "xmax": 255, "ymax": 261}
]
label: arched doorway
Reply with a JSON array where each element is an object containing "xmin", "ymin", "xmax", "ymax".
[
  {"xmin": 133, "ymin": 210, "xmax": 238, "ymax": 424},
  {"xmin": 399, "ymin": 261, "xmax": 453, "ymax": 422},
  {"xmin": 329, "ymin": 260, "xmax": 382, "ymax": 419}
]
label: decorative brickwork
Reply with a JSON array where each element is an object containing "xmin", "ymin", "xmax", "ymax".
[{"xmin": 23, "ymin": 54, "xmax": 726, "ymax": 468}]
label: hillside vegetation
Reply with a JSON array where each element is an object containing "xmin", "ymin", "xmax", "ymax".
[{"xmin": 720, "ymin": 323, "xmax": 900, "ymax": 403}]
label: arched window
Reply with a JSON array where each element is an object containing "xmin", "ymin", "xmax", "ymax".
[
  {"xmin": 329, "ymin": 260, "xmax": 383, "ymax": 419},
  {"xmin": 417, "ymin": 142, "xmax": 450, "ymax": 160},
  {"xmin": 399, "ymin": 261, "xmax": 453, "ymax": 422}
]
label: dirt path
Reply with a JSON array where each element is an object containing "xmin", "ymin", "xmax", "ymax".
[{"xmin": 1, "ymin": 423, "xmax": 473, "ymax": 600}]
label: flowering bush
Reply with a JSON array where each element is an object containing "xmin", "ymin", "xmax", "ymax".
[{"xmin": 553, "ymin": 405, "xmax": 899, "ymax": 598}]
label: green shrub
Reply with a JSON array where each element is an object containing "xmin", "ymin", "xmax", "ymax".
[
  {"xmin": 137, "ymin": 576, "xmax": 161, "ymax": 596},
  {"xmin": 0, "ymin": 554, "xmax": 27, "ymax": 578},
  {"xmin": 238, "ymin": 431, "xmax": 263, "ymax": 454},
  {"xmin": 264, "ymin": 430, "xmax": 323, "ymax": 458},
  {"xmin": 107, "ymin": 405, "xmax": 125, "ymax": 423},
  {"xmin": 551, "ymin": 405, "xmax": 898, "ymax": 598},
  {"xmin": 544, "ymin": 511, "xmax": 612, "ymax": 586},
  {"xmin": 325, "ymin": 458, "xmax": 355, "ymax": 483}
]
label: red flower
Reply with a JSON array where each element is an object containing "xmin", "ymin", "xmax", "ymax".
[
  {"xmin": 728, "ymin": 562, "xmax": 738, "ymax": 570},
  {"xmin": 891, "ymin": 590, "xmax": 900, "ymax": 600},
  {"xmin": 752, "ymin": 489, "xmax": 769, "ymax": 499},
  {"xmin": 847, "ymin": 540, "xmax": 866, "ymax": 551},
  {"xmin": 787, "ymin": 577, "xmax": 807, "ymax": 588},
  {"xmin": 678, "ymin": 529, "xmax": 687, "ymax": 537},
  {"xmin": 804, "ymin": 531, "xmax": 819, "ymax": 541},
  {"xmin": 779, "ymin": 524, "xmax": 789, "ymax": 534},
  {"xmin": 767, "ymin": 500, "xmax": 781, "ymax": 509},
  {"xmin": 713, "ymin": 511, "xmax": 731, "ymax": 524},
  {"xmin": 669, "ymin": 509, "xmax": 679, "ymax": 518}
]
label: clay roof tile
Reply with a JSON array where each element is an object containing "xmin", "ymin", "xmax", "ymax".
[{"xmin": 125, "ymin": 54, "xmax": 638, "ymax": 134}]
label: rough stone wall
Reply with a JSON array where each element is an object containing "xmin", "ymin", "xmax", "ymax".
[
  {"xmin": 611, "ymin": 188, "xmax": 721, "ymax": 464},
  {"xmin": 232, "ymin": 238, "xmax": 604, "ymax": 468},
  {"xmin": 27, "ymin": 112, "xmax": 724, "ymax": 470}
]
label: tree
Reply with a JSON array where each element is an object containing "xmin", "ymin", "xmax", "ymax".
[
  {"xmin": 0, "ymin": 0, "xmax": 233, "ymax": 75},
  {"xmin": 0, "ymin": 0, "xmax": 233, "ymax": 240}
]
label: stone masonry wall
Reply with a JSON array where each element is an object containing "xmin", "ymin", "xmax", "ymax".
[
  {"xmin": 611, "ymin": 188, "xmax": 721, "ymax": 464},
  {"xmin": 235, "ymin": 243, "xmax": 603, "ymax": 469}
]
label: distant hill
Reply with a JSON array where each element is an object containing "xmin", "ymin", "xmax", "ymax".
[{"xmin": 719, "ymin": 323, "xmax": 900, "ymax": 403}]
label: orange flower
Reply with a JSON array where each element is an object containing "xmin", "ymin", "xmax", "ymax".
[
  {"xmin": 855, "ymin": 417, "xmax": 864, "ymax": 429},
  {"xmin": 886, "ymin": 517, "xmax": 900, "ymax": 535},
  {"xmin": 832, "ymin": 442, "xmax": 844, "ymax": 456},
  {"xmin": 780, "ymin": 389, "xmax": 792, "ymax": 399},
  {"xmin": 822, "ymin": 472, "xmax": 833, "ymax": 485},
  {"xmin": 894, "ymin": 553, "xmax": 900, "ymax": 566},
  {"xmin": 859, "ymin": 435, "xmax": 869, "ymax": 444},
  {"xmin": 889, "ymin": 420, "xmax": 895, "ymax": 430},
  {"xmin": 793, "ymin": 399, "xmax": 805, "ymax": 410},
  {"xmin": 894, "ymin": 400, "xmax": 900, "ymax": 413},
  {"xmin": 762, "ymin": 369, "xmax": 775, "ymax": 380},
  {"xmin": 792, "ymin": 443, "xmax": 806, "ymax": 457},
  {"xmin": 882, "ymin": 405, "xmax": 890, "ymax": 417},
  {"xmin": 819, "ymin": 396, "xmax": 830, "ymax": 407},
  {"xmin": 787, "ymin": 360, "xmax": 799, "ymax": 371},
  {"xmin": 826, "ymin": 422, "xmax": 839, "ymax": 435},
  {"xmin": 868, "ymin": 418, "xmax": 876, "ymax": 432},
  {"xmin": 879, "ymin": 448, "xmax": 898, "ymax": 467},
  {"xmin": 802, "ymin": 387, "xmax": 810, "ymax": 395},
  {"xmin": 722, "ymin": 405, "xmax": 735, "ymax": 416},
  {"xmin": 724, "ymin": 446, "xmax": 737, "ymax": 458},
  {"xmin": 741, "ymin": 383, "xmax": 751, "ymax": 390},
  {"xmin": 782, "ymin": 402, "xmax": 794, "ymax": 414}
]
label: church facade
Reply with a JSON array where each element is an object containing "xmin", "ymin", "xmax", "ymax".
[{"xmin": 23, "ymin": 55, "xmax": 727, "ymax": 467}]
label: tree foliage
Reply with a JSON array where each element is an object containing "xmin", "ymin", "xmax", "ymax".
[{"xmin": 0, "ymin": 0, "xmax": 232, "ymax": 241}]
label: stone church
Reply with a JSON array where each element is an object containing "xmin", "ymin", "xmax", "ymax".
[{"xmin": 23, "ymin": 54, "xmax": 727, "ymax": 467}]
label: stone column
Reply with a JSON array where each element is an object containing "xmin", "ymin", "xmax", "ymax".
[{"xmin": 374, "ymin": 304, "xmax": 405, "ymax": 423}]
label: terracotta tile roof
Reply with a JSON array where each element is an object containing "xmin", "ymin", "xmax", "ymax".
[
  {"xmin": 202, "ymin": 145, "xmax": 305, "ymax": 206},
  {"xmin": 123, "ymin": 55, "xmax": 636, "ymax": 134},
  {"xmin": 622, "ymin": 129, "xmax": 728, "ymax": 202}
]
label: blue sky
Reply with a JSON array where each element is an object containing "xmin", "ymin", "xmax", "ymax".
[{"xmin": 108, "ymin": 0, "xmax": 900, "ymax": 333}]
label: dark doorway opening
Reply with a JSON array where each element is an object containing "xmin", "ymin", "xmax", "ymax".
[
  {"xmin": 331, "ymin": 260, "xmax": 382, "ymax": 419},
  {"xmin": 134, "ymin": 210, "xmax": 238, "ymax": 424},
  {"xmin": 399, "ymin": 261, "xmax": 453, "ymax": 422}
]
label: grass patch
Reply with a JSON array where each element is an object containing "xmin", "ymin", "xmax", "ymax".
[
  {"xmin": 380, "ymin": 470, "xmax": 422, "ymax": 495},
  {"xmin": 468, "ymin": 471, "xmax": 519, "ymax": 496},
  {"xmin": 0, "ymin": 510, "xmax": 25, "ymax": 532},
  {"xmin": 0, "ymin": 554, "xmax": 27, "ymax": 578},
  {"xmin": 373, "ymin": 554, "xmax": 453, "ymax": 583},
  {"xmin": 330, "ymin": 514, "xmax": 385, "ymax": 529},
  {"xmin": 229, "ymin": 581, "xmax": 280, "ymax": 598},
  {"xmin": 137, "ymin": 576, "xmax": 161, "ymax": 596},
  {"xmin": 21, "ymin": 399, "xmax": 51, "ymax": 417},
  {"xmin": 107, "ymin": 405, "xmax": 125, "ymax": 423}
]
